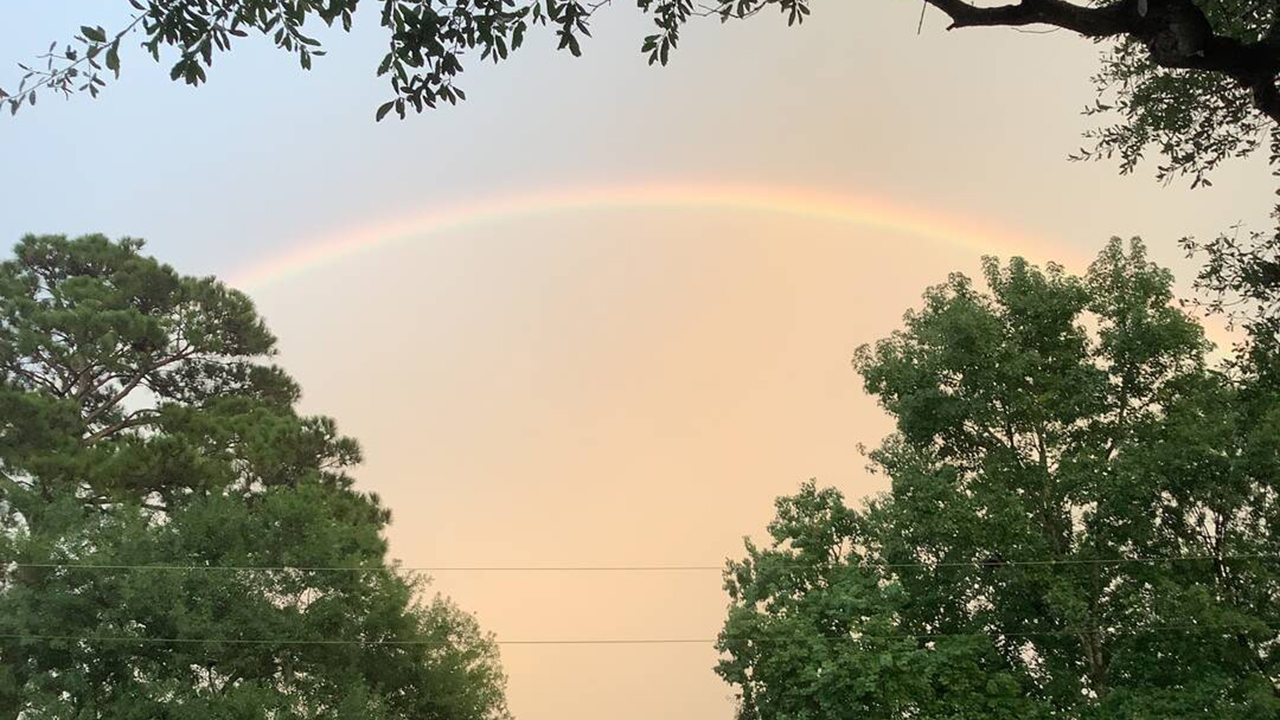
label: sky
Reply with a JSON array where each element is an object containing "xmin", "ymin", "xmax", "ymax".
[{"xmin": 1, "ymin": 2, "xmax": 1275, "ymax": 719}]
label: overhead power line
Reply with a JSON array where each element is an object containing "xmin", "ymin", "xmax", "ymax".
[
  {"xmin": 9, "ymin": 553, "xmax": 1280, "ymax": 574},
  {"xmin": 0, "ymin": 634, "xmax": 715, "ymax": 646},
  {"xmin": 1, "ymin": 623, "xmax": 1275, "ymax": 648}
]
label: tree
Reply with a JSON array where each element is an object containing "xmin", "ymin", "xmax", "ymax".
[
  {"xmin": 0, "ymin": 234, "xmax": 511, "ymax": 720},
  {"xmin": 717, "ymin": 239, "xmax": 1280, "ymax": 719},
  {"xmin": 0, "ymin": 1, "xmax": 1276, "ymax": 185},
  {"xmin": 716, "ymin": 483, "xmax": 1048, "ymax": 720}
]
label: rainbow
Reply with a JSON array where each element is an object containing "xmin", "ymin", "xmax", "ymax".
[{"xmin": 228, "ymin": 182, "xmax": 1067, "ymax": 290}]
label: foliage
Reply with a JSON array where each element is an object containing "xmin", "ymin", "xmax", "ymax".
[
  {"xmin": 717, "ymin": 239, "xmax": 1280, "ymax": 720},
  {"xmin": 1178, "ymin": 130, "xmax": 1280, "ymax": 357},
  {"xmin": 1183, "ymin": 225, "xmax": 1280, "ymax": 327},
  {"xmin": 1073, "ymin": 1, "xmax": 1279, "ymax": 186},
  {"xmin": 0, "ymin": 1, "xmax": 1276, "ymax": 188},
  {"xmin": 0, "ymin": 234, "xmax": 510, "ymax": 720}
]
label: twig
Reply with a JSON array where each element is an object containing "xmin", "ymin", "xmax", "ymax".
[{"xmin": 2, "ymin": 13, "xmax": 146, "ymax": 112}]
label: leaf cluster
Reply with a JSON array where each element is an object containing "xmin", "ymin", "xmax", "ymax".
[
  {"xmin": 1074, "ymin": 0, "xmax": 1279, "ymax": 186},
  {"xmin": 0, "ymin": 0, "xmax": 810, "ymax": 120}
]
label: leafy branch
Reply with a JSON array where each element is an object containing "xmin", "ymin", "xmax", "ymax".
[
  {"xmin": 0, "ymin": 16, "xmax": 141, "ymax": 115},
  {"xmin": 2, "ymin": 0, "xmax": 1277, "ymax": 188}
]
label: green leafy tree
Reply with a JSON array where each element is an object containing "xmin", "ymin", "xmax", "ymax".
[
  {"xmin": 717, "ymin": 239, "xmax": 1280, "ymax": 720},
  {"xmin": 0, "ymin": 234, "xmax": 510, "ymax": 720},
  {"xmin": 1, "ymin": 1, "xmax": 1276, "ymax": 184}
]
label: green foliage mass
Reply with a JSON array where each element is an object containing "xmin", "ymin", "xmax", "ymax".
[
  {"xmin": 0, "ymin": 234, "xmax": 510, "ymax": 720},
  {"xmin": 717, "ymin": 239, "xmax": 1280, "ymax": 720}
]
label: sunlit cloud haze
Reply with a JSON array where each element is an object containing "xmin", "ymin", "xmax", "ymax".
[{"xmin": 0, "ymin": 1, "xmax": 1273, "ymax": 718}]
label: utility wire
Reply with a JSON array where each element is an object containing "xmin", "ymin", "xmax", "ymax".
[
  {"xmin": 9, "ymin": 553, "xmax": 1280, "ymax": 573},
  {"xmin": 0, "ymin": 634, "xmax": 715, "ymax": 646},
  {"xmin": 1, "ymin": 623, "xmax": 1275, "ymax": 647}
]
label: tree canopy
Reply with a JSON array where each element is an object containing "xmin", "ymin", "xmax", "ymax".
[
  {"xmin": 0, "ymin": 234, "xmax": 510, "ymax": 720},
  {"xmin": 716, "ymin": 239, "xmax": 1280, "ymax": 719},
  {"xmin": 2, "ymin": 1, "xmax": 1277, "ymax": 187}
]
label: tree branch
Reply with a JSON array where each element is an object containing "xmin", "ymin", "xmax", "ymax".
[
  {"xmin": 927, "ymin": 0, "xmax": 1129, "ymax": 35},
  {"xmin": 924, "ymin": 0, "xmax": 1280, "ymax": 124},
  {"xmin": 80, "ymin": 410, "xmax": 161, "ymax": 446},
  {"xmin": 0, "ymin": 15, "xmax": 144, "ymax": 114},
  {"xmin": 5, "ymin": 363, "xmax": 62, "ymax": 396},
  {"xmin": 1252, "ymin": 75, "xmax": 1280, "ymax": 124},
  {"xmin": 79, "ymin": 346, "xmax": 194, "ymax": 428}
]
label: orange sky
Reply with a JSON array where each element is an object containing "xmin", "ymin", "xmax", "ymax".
[{"xmin": 246, "ymin": 210, "xmax": 1141, "ymax": 719}]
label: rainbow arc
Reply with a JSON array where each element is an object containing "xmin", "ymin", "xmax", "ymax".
[{"xmin": 228, "ymin": 182, "xmax": 1063, "ymax": 290}]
